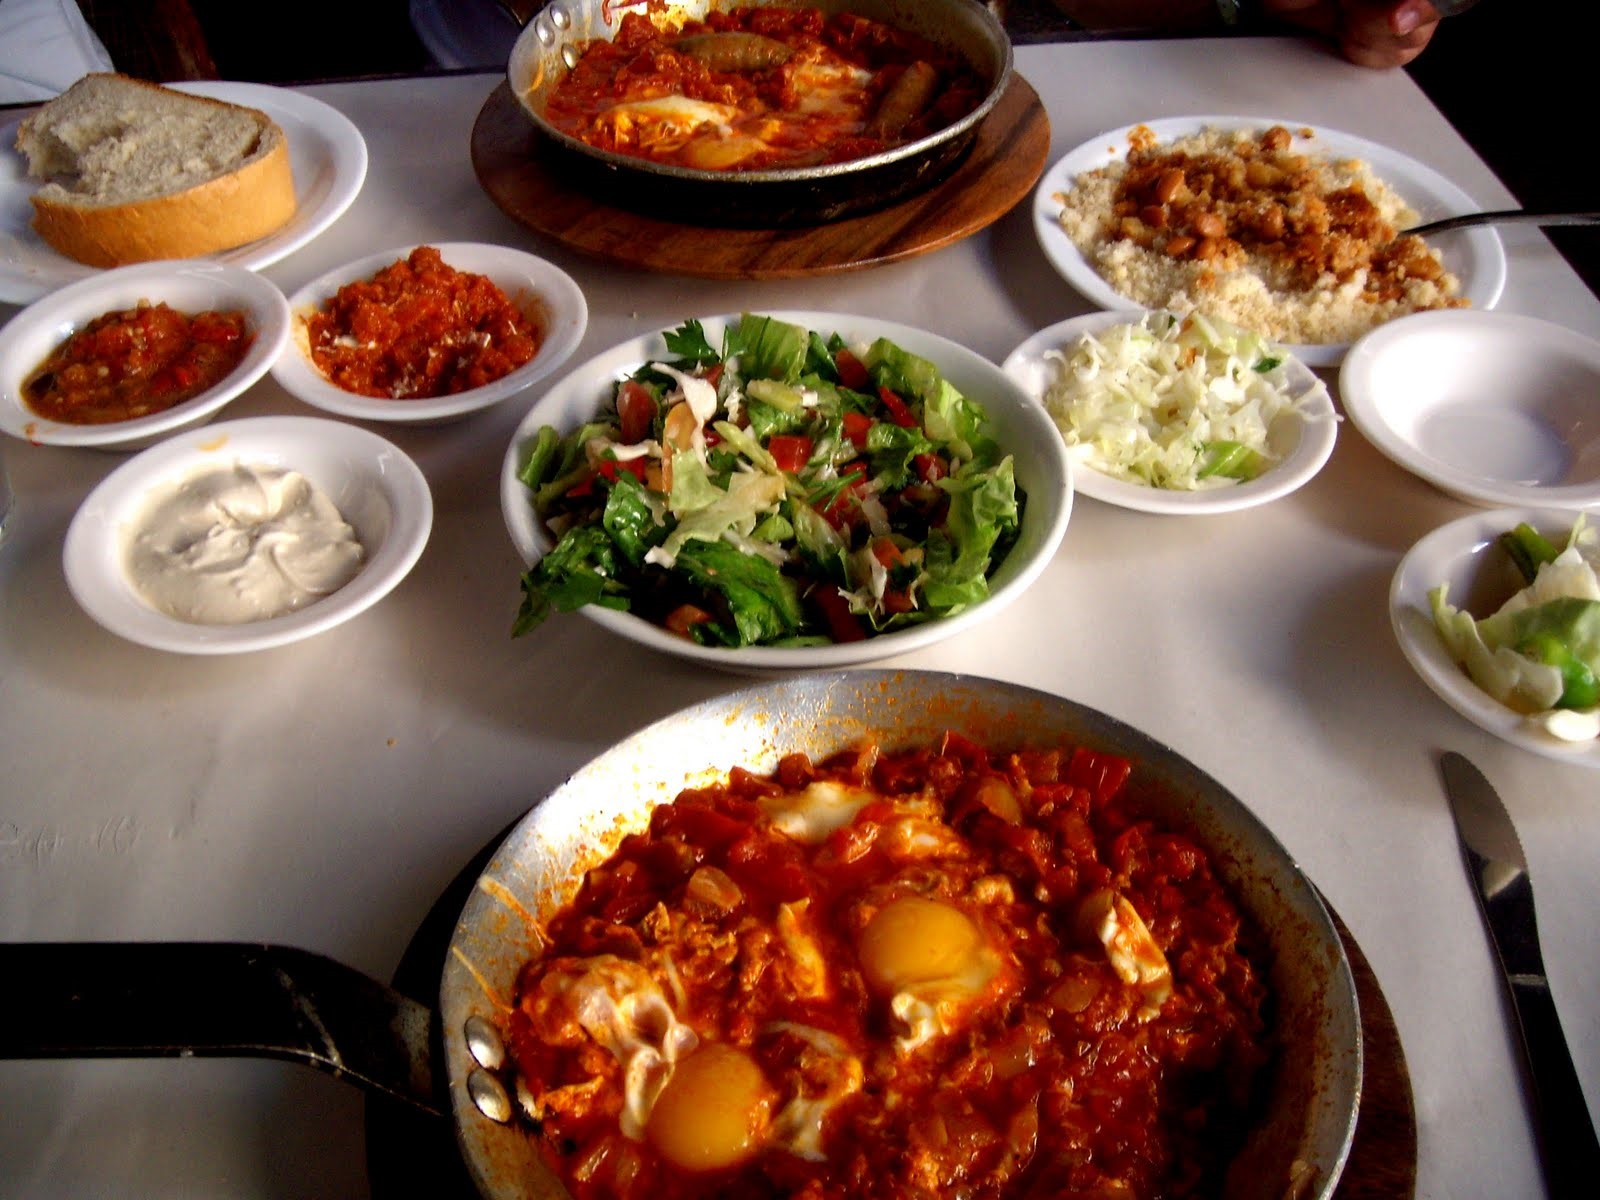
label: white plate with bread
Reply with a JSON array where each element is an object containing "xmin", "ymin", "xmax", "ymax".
[{"xmin": 1, "ymin": 74, "xmax": 368, "ymax": 304}]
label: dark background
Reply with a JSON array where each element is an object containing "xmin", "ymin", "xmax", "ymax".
[{"xmin": 69, "ymin": 0, "xmax": 1597, "ymax": 297}]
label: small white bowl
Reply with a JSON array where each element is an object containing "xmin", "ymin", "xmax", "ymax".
[
  {"xmin": 1342, "ymin": 310, "xmax": 1600, "ymax": 508},
  {"xmin": 1390, "ymin": 505, "xmax": 1600, "ymax": 767},
  {"xmin": 501, "ymin": 311, "xmax": 1073, "ymax": 673},
  {"xmin": 272, "ymin": 242, "xmax": 587, "ymax": 425},
  {"xmin": 63, "ymin": 415, "xmax": 433, "ymax": 654},
  {"xmin": 0, "ymin": 261, "xmax": 290, "ymax": 451},
  {"xmin": 1002, "ymin": 311, "xmax": 1337, "ymax": 515}
]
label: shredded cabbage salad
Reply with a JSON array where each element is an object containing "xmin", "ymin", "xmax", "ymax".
[
  {"xmin": 1430, "ymin": 515, "xmax": 1600, "ymax": 743},
  {"xmin": 512, "ymin": 314, "xmax": 1022, "ymax": 648},
  {"xmin": 1040, "ymin": 311, "xmax": 1321, "ymax": 490}
]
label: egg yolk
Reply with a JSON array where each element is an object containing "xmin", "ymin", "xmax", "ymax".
[
  {"xmin": 646, "ymin": 1041, "xmax": 774, "ymax": 1172},
  {"xmin": 858, "ymin": 896, "xmax": 984, "ymax": 995}
]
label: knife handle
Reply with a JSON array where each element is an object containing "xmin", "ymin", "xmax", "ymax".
[{"xmin": 1508, "ymin": 973, "xmax": 1600, "ymax": 1197}]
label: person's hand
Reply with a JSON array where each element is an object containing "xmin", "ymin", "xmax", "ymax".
[{"xmin": 1262, "ymin": 0, "xmax": 1444, "ymax": 68}]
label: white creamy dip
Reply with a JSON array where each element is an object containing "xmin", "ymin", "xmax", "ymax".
[{"xmin": 124, "ymin": 462, "xmax": 365, "ymax": 624}]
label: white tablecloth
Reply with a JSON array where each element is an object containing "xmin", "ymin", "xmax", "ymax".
[{"xmin": 2, "ymin": 37, "xmax": 1597, "ymax": 1200}]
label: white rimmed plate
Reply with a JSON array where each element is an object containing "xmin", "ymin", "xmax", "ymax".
[
  {"xmin": 63, "ymin": 415, "xmax": 432, "ymax": 654},
  {"xmin": 1342, "ymin": 310, "xmax": 1600, "ymax": 508},
  {"xmin": 1390, "ymin": 505, "xmax": 1600, "ymax": 766},
  {"xmin": 1032, "ymin": 115, "xmax": 1507, "ymax": 368},
  {"xmin": 1002, "ymin": 310, "xmax": 1337, "ymax": 515},
  {"xmin": 501, "ymin": 311, "xmax": 1072, "ymax": 674},
  {"xmin": 272, "ymin": 242, "xmax": 587, "ymax": 425},
  {"xmin": 0, "ymin": 260, "xmax": 290, "ymax": 450},
  {"xmin": 0, "ymin": 80, "xmax": 368, "ymax": 305}
]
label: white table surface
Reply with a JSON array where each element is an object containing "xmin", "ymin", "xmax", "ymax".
[{"xmin": 3, "ymin": 36, "xmax": 1597, "ymax": 1200}]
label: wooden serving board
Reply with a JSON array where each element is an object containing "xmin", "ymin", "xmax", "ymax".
[
  {"xmin": 469, "ymin": 75, "xmax": 1051, "ymax": 279},
  {"xmin": 365, "ymin": 858, "xmax": 1417, "ymax": 1198},
  {"xmin": 1330, "ymin": 906, "xmax": 1419, "ymax": 1199}
]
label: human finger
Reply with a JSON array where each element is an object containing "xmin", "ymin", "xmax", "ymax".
[{"xmin": 1341, "ymin": 1, "xmax": 1441, "ymax": 67}]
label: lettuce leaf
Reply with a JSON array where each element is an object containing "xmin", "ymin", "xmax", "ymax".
[
  {"xmin": 602, "ymin": 473, "xmax": 660, "ymax": 567},
  {"xmin": 864, "ymin": 419, "xmax": 934, "ymax": 491},
  {"xmin": 648, "ymin": 471, "xmax": 787, "ymax": 569},
  {"xmin": 863, "ymin": 337, "xmax": 941, "ymax": 407},
  {"xmin": 673, "ymin": 539, "xmax": 804, "ymax": 646},
  {"xmin": 947, "ymin": 456, "xmax": 1020, "ymax": 562},
  {"xmin": 736, "ymin": 313, "xmax": 810, "ymax": 382},
  {"xmin": 514, "ymin": 525, "xmax": 631, "ymax": 635}
]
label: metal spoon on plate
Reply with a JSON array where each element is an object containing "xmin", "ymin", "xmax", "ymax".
[{"xmin": 1408, "ymin": 209, "xmax": 1600, "ymax": 237}]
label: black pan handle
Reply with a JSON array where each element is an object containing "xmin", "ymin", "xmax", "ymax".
[{"xmin": 0, "ymin": 942, "xmax": 444, "ymax": 1117}]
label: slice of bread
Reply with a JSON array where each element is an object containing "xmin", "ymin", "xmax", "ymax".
[{"xmin": 15, "ymin": 73, "xmax": 297, "ymax": 268}]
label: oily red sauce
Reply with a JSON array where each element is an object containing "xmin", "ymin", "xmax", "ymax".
[
  {"xmin": 23, "ymin": 302, "xmax": 252, "ymax": 425},
  {"xmin": 507, "ymin": 736, "xmax": 1273, "ymax": 1200},
  {"xmin": 544, "ymin": 5, "xmax": 988, "ymax": 171},
  {"xmin": 305, "ymin": 246, "xmax": 541, "ymax": 399}
]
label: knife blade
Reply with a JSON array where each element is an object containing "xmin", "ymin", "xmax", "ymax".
[{"xmin": 1439, "ymin": 750, "xmax": 1600, "ymax": 1198}]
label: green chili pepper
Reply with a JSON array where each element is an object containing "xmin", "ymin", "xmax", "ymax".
[
  {"xmin": 1498, "ymin": 522, "xmax": 1561, "ymax": 584},
  {"xmin": 1517, "ymin": 630, "xmax": 1600, "ymax": 709},
  {"xmin": 1198, "ymin": 440, "xmax": 1265, "ymax": 481}
]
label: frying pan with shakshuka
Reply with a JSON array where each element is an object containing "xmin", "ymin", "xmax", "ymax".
[
  {"xmin": 504, "ymin": 0, "xmax": 1015, "ymax": 226},
  {"xmin": 0, "ymin": 671, "xmax": 1363, "ymax": 1200}
]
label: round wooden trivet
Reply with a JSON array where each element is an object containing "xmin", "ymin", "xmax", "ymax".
[
  {"xmin": 469, "ymin": 74, "xmax": 1050, "ymax": 279},
  {"xmin": 1330, "ymin": 905, "xmax": 1419, "ymax": 1199}
]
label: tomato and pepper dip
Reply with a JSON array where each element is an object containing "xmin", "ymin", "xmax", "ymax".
[
  {"xmin": 23, "ymin": 301, "xmax": 252, "ymax": 425},
  {"xmin": 304, "ymin": 245, "xmax": 541, "ymax": 399},
  {"xmin": 505, "ymin": 735, "xmax": 1274, "ymax": 1199},
  {"xmin": 543, "ymin": 4, "xmax": 987, "ymax": 171}
]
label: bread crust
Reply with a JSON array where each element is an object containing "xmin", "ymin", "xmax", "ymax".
[{"xmin": 20, "ymin": 76, "xmax": 299, "ymax": 268}]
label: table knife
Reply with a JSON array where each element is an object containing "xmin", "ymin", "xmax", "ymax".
[{"xmin": 1439, "ymin": 750, "xmax": 1600, "ymax": 1197}]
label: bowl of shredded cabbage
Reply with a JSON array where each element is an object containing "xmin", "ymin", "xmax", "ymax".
[
  {"xmin": 1391, "ymin": 506, "xmax": 1600, "ymax": 766},
  {"xmin": 1002, "ymin": 310, "xmax": 1337, "ymax": 514}
]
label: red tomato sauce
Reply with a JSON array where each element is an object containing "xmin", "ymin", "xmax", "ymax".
[
  {"xmin": 506, "ymin": 736, "xmax": 1273, "ymax": 1199},
  {"xmin": 544, "ymin": 5, "xmax": 988, "ymax": 171},
  {"xmin": 23, "ymin": 302, "xmax": 252, "ymax": 425},
  {"xmin": 304, "ymin": 246, "xmax": 541, "ymax": 399}
]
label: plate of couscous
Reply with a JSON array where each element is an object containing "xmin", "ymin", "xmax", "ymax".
[{"xmin": 1032, "ymin": 116, "xmax": 1506, "ymax": 368}]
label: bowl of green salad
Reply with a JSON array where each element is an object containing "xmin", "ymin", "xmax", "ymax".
[{"xmin": 500, "ymin": 311, "xmax": 1073, "ymax": 671}]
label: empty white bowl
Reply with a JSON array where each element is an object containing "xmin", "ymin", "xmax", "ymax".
[
  {"xmin": 272, "ymin": 242, "xmax": 587, "ymax": 425},
  {"xmin": 1002, "ymin": 311, "xmax": 1337, "ymax": 515},
  {"xmin": 1342, "ymin": 310, "xmax": 1600, "ymax": 508},
  {"xmin": 64, "ymin": 416, "xmax": 433, "ymax": 654},
  {"xmin": 0, "ymin": 261, "xmax": 290, "ymax": 451},
  {"xmin": 501, "ymin": 311, "xmax": 1073, "ymax": 673},
  {"xmin": 1390, "ymin": 505, "xmax": 1600, "ymax": 766}
]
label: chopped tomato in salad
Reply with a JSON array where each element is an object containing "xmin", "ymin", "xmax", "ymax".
[{"xmin": 512, "ymin": 314, "xmax": 1024, "ymax": 648}]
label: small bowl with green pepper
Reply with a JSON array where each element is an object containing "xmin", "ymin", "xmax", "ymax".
[{"xmin": 1391, "ymin": 505, "xmax": 1600, "ymax": 766}]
